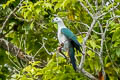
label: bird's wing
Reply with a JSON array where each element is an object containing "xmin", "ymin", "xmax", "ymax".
[{"xmin": 61, "ymin": 28, "xmax": 81, "ymax": 46}]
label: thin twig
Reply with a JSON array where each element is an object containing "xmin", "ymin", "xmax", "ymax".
[
  {"xmin": 13, "ymin": 13, "xmax": 32, "ymax": 22},
  {"xmin": 78, "ymin": 0, "xmax": 93, "ymax": 18},
  {"xmin": 80, "ymin": 22, "xmax": 102, "ymax": 35},
  {"xmin": 105, "ymin": 41, "xmax": 120, "ymax": 78},
  {"xmin": 86, "ymin": 46, "xmax": 99, "ymax": 55},
  {"xmin": 95, "ymin": 0, "xmax": 98, "ymax": 11},
  {"xmin": 42, "ymin": 38, "xmax": 53, "ymax": 55},
  {"xmin": 8, "ymin": 53, "xmax": 21, "ymax": 69},
  {"xmin": 80, "ymin": 68, "xmax": 97, "ymax": 80},
  {"xmin": 34, "ymin": 44, "xmax": 44, "ymax": 58},
  {"xmin": 1, "ymin": 0, "xmax": 24, "ymax": 32},
  {"xmin": 97, "ymin": 3, "xmax": 119, "ymax": 18},
  {"xmin": 79, "ymin": 19, "xmax": 96, "ymax": 69},
  {"xmin": 98, "ymin": 15, "xmax": 120, "ymax": 80},
  {"xmin": 84, "ymin": 19, "xmax": 96, "ymax": 43},
  {"xmin": 98, "ymin": 21, "xmax": 103, "ymax": 33},
  {"xmin": 102, "ymin": 0, "xmax": 105, "ymax": 6},
  {"xmin": 85, "ymin": 0, "xmax": 95, "ymax": 13},
  {"xmin": 99, "ymin": 21, "xmax": 105, "ymax": 79}
]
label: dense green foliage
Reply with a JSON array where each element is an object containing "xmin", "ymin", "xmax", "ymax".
[{"xmin": 0, "ymin": 0, "xmax": 120, "ymax": 80}]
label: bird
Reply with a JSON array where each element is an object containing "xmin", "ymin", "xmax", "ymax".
[{"xmin": 52, "ymin": 17, "xmax": 82, "ymax": 71}]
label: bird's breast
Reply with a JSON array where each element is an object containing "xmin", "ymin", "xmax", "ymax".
[
  {"xmin": 58, "ymin": 30, "xmax": 70, "ymax": 51},
  {"xmin": 58, "ymin": 31, "xmax": 68, "ymax": 44}
]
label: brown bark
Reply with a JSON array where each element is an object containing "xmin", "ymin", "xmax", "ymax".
[{"xmin": 0, "ymin": 38, "xmax": 32, "ymax": 62}]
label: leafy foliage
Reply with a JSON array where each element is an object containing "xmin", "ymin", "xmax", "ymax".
[{"xmin": 0, "ymin": 0, "xmax": 120, "ymax": 80}]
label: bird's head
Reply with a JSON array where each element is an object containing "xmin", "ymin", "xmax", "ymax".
[{"xmin": 52, "ymin": 17, "xmax": 63, "ymax": 23}]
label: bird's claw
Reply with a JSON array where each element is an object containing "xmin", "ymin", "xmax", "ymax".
[
  {"xmin": 57, "ymin": 46, "xmax": 62, "ymax": 53},
  {"xmin": 60, "ymin": 43, "xmax": 64, "ymax": 47},
  {"xmin": 57, "ymin": 43, "xmax": 64, "ymax": 52}
]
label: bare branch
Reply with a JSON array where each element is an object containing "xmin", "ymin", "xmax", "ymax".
[
  {"xmin": 1, "ymin": 0, "xmax": 24, "ymax": 32},
  {"xmin": 33, "ymin": 43, "xmax": 44, "ymax": 58},
  {"xmin": 41, "ymin": 38, "xmax": 53, "ymax": 55},
  {"xmin": 102, "ymin": 0, "xmax": 105, "ymax": 6},
  {"xmin": 78, "ymin": 0, "xmax": 94, "ymax": 18},
  {"xmin": 86, "ymin": 46, "xmax": 99, "ymax": 55},
  {"xmin": 13, "ymin": 13, "xmax": 32, "ymax": 22},
  {"xmin": 0, "ymin": 38, "xmax": 32, "ymax": 62},
  {"xmin": 78, "ymin": 53, "xmax": 85, "ymax": 69},
  {"xmin": 8, "ymin": 54, "xmax": 21, "ymax": 69},
  {"xmin": 56, "ymin": 51, "xmax": 68, "ymax": 60},
  {"xmin": 80, "ymin": 68, "xmax": 98, "ymax": 80},
  {"xmin": 80, "ymin": 22, "xmax": 102, "ymax": 35},
  {"xmin": 84, "ymin": 19, "xmax": 96, "ymax": 43},
  {"xmin": 98, "ymin": 21, "xmax": 103, "ymax": 33},
  {"xmin": 77, "ymin": 32, "xmax": 88, "ymax": 36},
  {"xmin": 105, "ymin": 41, "xmax": 120, "ymax": 78},
  {"xmin": 98, "ymin": 20, "xmax": 106, "ymax": 79},
  {"xmin": 97, "ymin": 3, "xmax": 119, "ymax": 18},
  {"xmin": 79, "ymin": 19, "xmax": 96, "ymax": 71},
  {"xmin": 85, "ymin": 0, "xmax": 95, "ymax": 13},
  {"xmin": 95, "ymin": 0, "xmax": 98, "ymax": 11},
  {"xmin": 98, "ymin": 15, "xmax": 120, "ymax": 79}
]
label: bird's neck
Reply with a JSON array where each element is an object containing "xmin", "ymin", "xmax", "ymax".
[{"xmin": 57, "ymin": 21, "xmax": 66, "ymax": 29}]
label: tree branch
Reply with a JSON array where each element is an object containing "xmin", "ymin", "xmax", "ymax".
[
  {"xmin": 78, "ymin": 0, "xmax": 94, "ymax": 18},
  {"xmin": 80, "ymin": 22, "xmax": 102, "ymax": 35},
  {"xmin": 79, "ymin": 68, "xmax": 98, "ymax": 80},
  {"xmin": 98, "ymin": 15, "xmax": 120, "ymax": 80},
  {"xmin": 84, "ymin": 19, "xmax": 96, "ymax": 43},
  {"xmin": 85, "ymin": 0, "xmax": 95, "ymax": 13},
  {"xmin": 97, "ymin": 3, "xmax": 119, "ymax": 18},
  {"xmin": 1, "ymin": 0, "xmax": 24, "ymax": 32},
  {"xmin": 0, "ymin": 38, "xmax": 32, "ymax": 62},
  {"xmin": 86, "ymin": 46, "xmax": 99, "ymax": 55},
  {"xmin": 13, "ymin": 13, "xmax": 32, "ymax": 22},
  {"xmin": 78, "ymin": 19, "xmax": 97, "ymax": 79},
  {"xmin": 95, "ymin": 0, "xmax": 98, "ymax": 11}
]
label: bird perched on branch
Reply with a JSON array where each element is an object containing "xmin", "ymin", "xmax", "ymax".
[{"xmin": 52, "ymin": 17, "xmax": 83, "ymax": 71}]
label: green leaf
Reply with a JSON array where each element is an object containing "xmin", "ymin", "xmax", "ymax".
[
  {"xmin": 34, "ymin": 1, "xmax": 43, "ymax": 6},
  {"xmin": 61, "ymin": 0, "xmax": 70, "ymax": 9},
  {"xmin": 87, "ymin": 50, "xmax": 95, "ymax": 57},
  {"xmin": 106, "ymin": 4, "xmax": 113, "ymax": 11},
  {"xmin": 9, "ymin": 22, "xmax": 16, "ymax": 26},
  {"xmin": 2, "ymin": 0, "xmax": 15, "ymax": 9},
  {"xmin": 116, "ymin": 48, "xmax": 120, "ymax": 57},
  {"xmin": 35, "ymin": 8, "xmax": 41, "ymax": 15},
  {"xmin": 115, "ymin": 0, "xmax": 120, "ymax": 2},
  {"xmin": 24, "ymin": 11, "xmax": 32, "ymax": 19},
  {"xmin": 89, "ymin": 40, "xmax": 96, "ymax": 49},
  {"xmin": 43, "ymin": 3, "xmax": 52, "ymax": 9},
  {"xmin": 54, "ymin": 3, "xmax": 61, "ymax": 11},
  {"xmin": 2, "ymin": 4, "xmax": 6, "ymax": 9},
  {"xmin": 105, "ymin": 56, "xmax": 109, "ymax": 65},
  {"xmin": 52, "ymin": 0, "xmax": 58, "ymax": 3},
  {"xmin": 57, "ymin": 12, "xmax": 68, "ymax": 16},
  {"xmin": 30, "ymin": 21, "xmax": 34, "ymax": 30},
  {"xmin": 114, "ymin": 41, "xmax": 120, "ymax": 47},
  {"xmin": 112, "ymin": 28, "xmax": 120, "ymax": 41},
  {"xmin": 115, "ymin": 10, "xmax": 120, "ymax": 15}
]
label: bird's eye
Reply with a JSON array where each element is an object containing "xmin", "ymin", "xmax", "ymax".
[{"xmin": 56, "ymin": 18, "xmax": 58, "ymax": 20}]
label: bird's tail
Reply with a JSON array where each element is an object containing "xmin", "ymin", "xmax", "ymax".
[{"xmin": 69, "ymin": 46, "xmax": 76, "ymax": 71}]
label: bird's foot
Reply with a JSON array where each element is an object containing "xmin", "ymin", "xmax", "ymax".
[
  {"xmin": 57, "ymin": 43, "xmax": 64, "ymax": 52},
  {"xmin": 60, "ymin": 43, "xmax": 64, "ymax": 47},
  {"xmin": 57, "ymin": 46, "xmax": 62, "ymax": 53}
]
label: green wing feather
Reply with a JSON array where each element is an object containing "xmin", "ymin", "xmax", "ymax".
[{"xmin": 61, "ymin": 28, "xmax": 81, "ymax": 47}]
